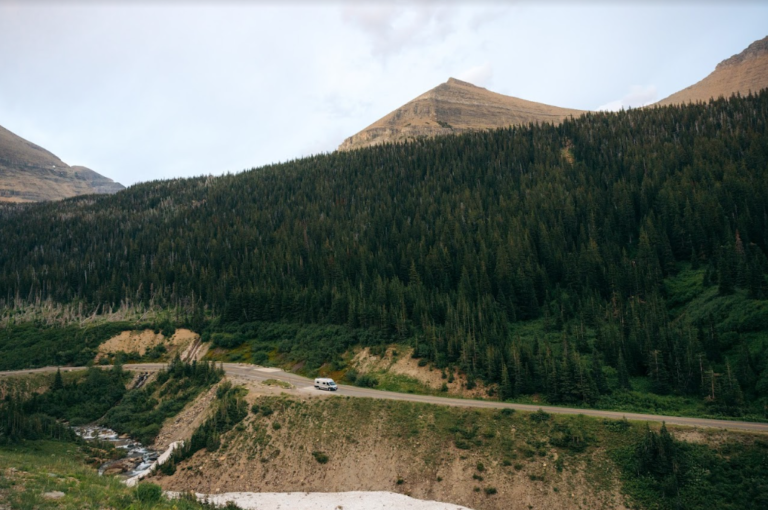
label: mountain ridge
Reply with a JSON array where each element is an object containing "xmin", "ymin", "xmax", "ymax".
[
  {"xmin": 0, "ymin": 124, "xmax": 124, "ymax": 203},
  {"xmin": 656, "ymin": 35, "xmax": 768, "ymax": 106}
]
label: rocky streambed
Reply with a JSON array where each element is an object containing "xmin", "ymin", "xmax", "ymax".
[{"xmin": 73, "ymin": 425, "xmax": 160, "ymax": 480}]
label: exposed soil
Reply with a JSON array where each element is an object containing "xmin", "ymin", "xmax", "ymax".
[
  {"xmin": 352, "ymin": 347, "xmax": 493, "ymax": 399},
  {"xmin": 153, "ymin": 384, "xmax": 221, "ymax": 451},
  {"xmin": 96, "ymin": 328, "xmax": 204, "ymax": 362}
]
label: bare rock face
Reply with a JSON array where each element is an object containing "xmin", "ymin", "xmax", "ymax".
[
  {"xmin": 338, "ymin": 78, "xmax": 585, "ymax": 152},
  {"xmin": 656, "ymin": 35, "xmax": 768, "ymax": 106},
  {"xmin": 0, "ymin": 124, "xmax": 124, "ymax": 203}
]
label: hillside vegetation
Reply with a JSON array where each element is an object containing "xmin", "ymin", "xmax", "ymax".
[
  {"xmin": 154, "ymin": 392, "xmax": 768, "ymax": 510},
  {"xmin": 2, "ymin": 92, "xmax": 768, "ymax": 418}
]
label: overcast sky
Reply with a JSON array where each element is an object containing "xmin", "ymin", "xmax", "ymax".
[{"xmin": 1, "ymin": 1, "xmax": 766, "ymax": 187}]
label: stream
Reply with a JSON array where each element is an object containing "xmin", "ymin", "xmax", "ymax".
[{"xmin": 73, "ymin": 425, "xmax": 160, "ymax": 480}]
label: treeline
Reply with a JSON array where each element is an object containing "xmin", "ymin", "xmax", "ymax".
[{"xmin": 2, "ymin": 92, "xmax": 768, "ymax": 414}]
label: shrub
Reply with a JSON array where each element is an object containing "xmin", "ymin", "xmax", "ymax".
[
  {"xmin": 476, "ymin": 462, "xmax": 485, "ymax": 472},
  {"xmin": 252, "ymin": 351, "xmax": 269, "ymax": 365},
  {"xmin": 251, "ymin": 404, "xmax": 260, "ymax": 414},
  {"xmin": 396, "ymin": 477, "xmax": 404, "ymax": 485},
  {"xmin": 355, "ymin": 374, "xmax": 379, "ymax": 388},
  {"xmin": 549, "ymin": 422, "xmax": 591, "ymax": 452},
  {"xmin": 604, "ymin": 417, "xmax": 631, "ymax": 432},
  {"xmin": 501, "ymin": 408, "xmax": 515, "ymax": 417},
  {"xmin": 473, "ymin": 474, "xmax": 484, "ymax": 481},
  {"xmin": 484, "ymin": 487, "xmax": 498, "ymax": 495},
  {"xmin": 312, "ymin": 451, "xmax": 329, "ymax": 464},
  {"xmin": 502, "ymin": 459, "xmax": 512, "ymax": 466},
  {"xmin": 530, "ymin": 409, "xmax": 551, "ymax": 423},
  {"xmin": 454, "ymin": 439, "xmax": 471, "ymax": 450},
  {"xmin": 418, "ymin": 359, "xmax": 428, "ymax": 367},
  {"xmin": 344, "ymin": 368, "xmax": 358, "ymax": 383},
  {"xmin": 272, "ymin": 422, "xmax": 281, "ymax": 430},
  {"xmin": 136, "ymin": 483, "xmax": 163, "ymax": 503}
]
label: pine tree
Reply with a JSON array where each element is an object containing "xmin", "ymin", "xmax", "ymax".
[
  {"xmin": 617, "ymin": 351, "xmax": 632, "ymax": 391},
  {"xmin": 591, "ymin": 349, "xmax": 609, "ymax": 395},
  {"xmin": 52, "ymin": 368, "xmax": 64, "ymax": 391},
  {"xmin": 500, "ymin": 363, "xmax": 513, "ymax": 401}
]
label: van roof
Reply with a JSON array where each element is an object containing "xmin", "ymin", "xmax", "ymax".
[{"xmin": 315, "ymin": 377, "xmax": 336, "ymax": 383}]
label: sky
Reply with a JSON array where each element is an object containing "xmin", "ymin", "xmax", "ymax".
[{"xmin": 1, "ymin": 1, "xmax": 767, "ymax": 187}]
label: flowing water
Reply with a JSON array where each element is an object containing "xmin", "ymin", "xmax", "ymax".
[{"xmin": 73, "ymin": 425, "xmax": 160, "ymax": 480}]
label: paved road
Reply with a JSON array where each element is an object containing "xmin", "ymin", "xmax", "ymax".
[{"xmin": 3, "ymin": 363, "xmax": 767, "ymax": 433}]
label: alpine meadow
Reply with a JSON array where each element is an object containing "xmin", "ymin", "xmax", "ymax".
[{"xmin": 2, "ymin": 92, "xmax": 768, "ymax": 420}]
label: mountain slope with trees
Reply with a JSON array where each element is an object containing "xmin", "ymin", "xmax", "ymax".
[{"xmin": 1, "ymin": 92, "xmax": 768, "ymax": 418}]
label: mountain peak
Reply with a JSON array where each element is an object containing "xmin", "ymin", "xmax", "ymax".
[
  {"xmin": 338, "ymin": 79, "xmax": 584, "ymax": 152},
  {"xmin": 445, "ymin": 77, "xmax": 483, "ymax": 88}
]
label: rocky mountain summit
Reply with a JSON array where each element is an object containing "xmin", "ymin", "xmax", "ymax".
[
  {"xmin": 338, "ymin": 78, "xmax": 584, "ymax": 151},
  {"xmin": 657, "ymin": 35, "xmax": 768, "ymax": 106},
  {"xmin": 0, "ymin": 124, "xmax": 124, "ymax": 203}
]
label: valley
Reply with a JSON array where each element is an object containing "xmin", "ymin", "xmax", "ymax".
[{"xmin": 1, "ymin": 31, "xmax": 768, "ymax": 510}]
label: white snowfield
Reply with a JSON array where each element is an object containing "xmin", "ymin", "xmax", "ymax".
[{"xmin": 167, "ymin": 491, "xmax": 475, "ymax": 510}]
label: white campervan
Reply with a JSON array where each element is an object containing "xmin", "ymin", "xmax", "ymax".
[{"xmin": 314, "ymin": 377, "xmax": 338, "ymax": 391}]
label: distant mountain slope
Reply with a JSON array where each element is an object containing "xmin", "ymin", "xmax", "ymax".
[
  {"xmin": 338, "ymin": 78, "xmax": 585, "ymax": 151},
  {"xmin": 0, "ymin": 124, "xmax": 124, "ymax": 203},
  {"xmin": 657, "ymin": 35, "xmax": 768, "ymax": 106}
]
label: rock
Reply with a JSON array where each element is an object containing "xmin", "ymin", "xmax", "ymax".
[
  {"xmin": 102, "ymin": 458, "xmax": 141, "ymax": 476},
  {"xmin": 43, "ymin": 491, "xmax": 65, "ymax": 500}
]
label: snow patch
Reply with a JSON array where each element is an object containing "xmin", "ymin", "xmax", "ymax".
[{"xmin": 167, "ymin": 491, "xmax": 474, "ymax": 510}]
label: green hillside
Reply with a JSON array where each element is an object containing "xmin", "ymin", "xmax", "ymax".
[{"xmin": 1, "ymin": 92, "xmax": 768, "ymax": 417}]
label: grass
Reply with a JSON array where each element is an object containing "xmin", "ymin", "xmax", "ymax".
[
  {"xmin": 261, "ymin": 378, "xmax": 293, "ymax": 389},
  {"xmin": 0, "ymin": 440, "xmax": 231, "ymax": 510},
  {"xmin": 372, "ymin": 372, "xmax": 446, "ymax": 396},
  {"xmin": 0, "ymin": 370, "xmax": 86, "ymax": 399}
]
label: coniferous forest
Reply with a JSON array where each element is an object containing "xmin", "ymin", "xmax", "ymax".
[{"xmin": 1, "ymin": 92, "xmax": 768, "ymax": 417}]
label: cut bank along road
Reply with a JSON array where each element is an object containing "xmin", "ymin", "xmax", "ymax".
[{"xmin": 3, "ymin": 363, "xmax": 767, "ymax": 433}]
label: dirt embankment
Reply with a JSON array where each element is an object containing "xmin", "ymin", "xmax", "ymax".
[
  {"xmin": 153, "ymin": 384, "xmax": 221, "ymax": 451},
  {"xmin": 151, "ymin": 381, "xmax": 627, "ymax": 510},
  {"xmin": 96, "ymin": 328, "xmax": 208, "ymax": 362},
  {"xmin": 352, "ymin": 346, "xmax": 493, "ymax": 399}
]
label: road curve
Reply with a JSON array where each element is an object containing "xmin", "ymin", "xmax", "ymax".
[{"xmin": 3, "ymin": 363, "xmax": 767, "ymax": 433}]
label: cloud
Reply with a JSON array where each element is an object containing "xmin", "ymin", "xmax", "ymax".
[
  {"xmin": 597, "ymin": 85, "xmax": 658, "ymax": 111},
  {"xmin": 468, "ymin": 7, "xmax": 508, "ymax": 31},
  {"xmin": 457, "ymin": 62, "xmax": 493, "ymax": 87},
  {"xmin": 341, "ymin": 5, "xmax": 454, "ymax": 59}
]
